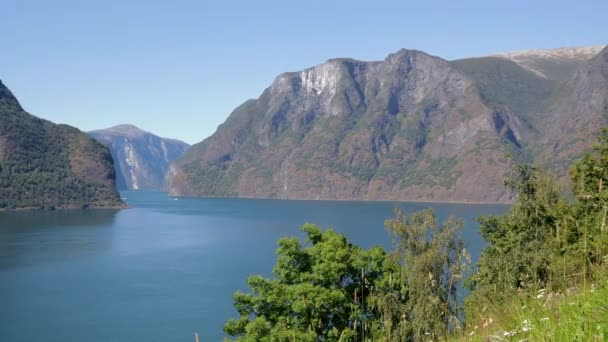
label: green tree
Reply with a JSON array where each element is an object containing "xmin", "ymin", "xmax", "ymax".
[
  {"xmin": 465, "ymin": 163, "xmax": 566, "ymax": 324},
  {"xmin": 223, "ymin": 224, "xmax": 391, "ymax": 341},
  {"xmin": 568, "ymin": 128, "xmax": 608, "ymax": 282},
  {"xmin": 381, "ymin": 209, "xmax": 470, "ymax": 341},
  {"xmin": 466, "ymin": 129, "xmax": 608, "ymax": 324}
]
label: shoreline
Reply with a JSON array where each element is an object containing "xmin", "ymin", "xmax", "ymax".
[
  {"xmin": 165, "ymin": 192, "xmax": 512, "ymax": 206},
  {"xmin": 0, "ymin": 204, "xmax": 128, "ymax": 212}
]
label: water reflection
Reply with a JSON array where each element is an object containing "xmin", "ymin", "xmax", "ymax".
[{"xmin": 0, "ymin": 210, "xmax": 119, "ymax": 270}]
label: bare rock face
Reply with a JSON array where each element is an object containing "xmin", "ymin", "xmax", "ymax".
[
  {"xmin": 89, "ymin": 125, "xmax": 189, "ymax": 190},
  {"xmin": 0, "ymin": 80, "xmax": 124, "ymax": 210},
  {"xmin": 166, "ymin": 46, "xmax": 607, "ymax": 203}
]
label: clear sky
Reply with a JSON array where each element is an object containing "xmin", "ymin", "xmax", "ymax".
[{"xmin": 1, "ymin": 0, "xmax": 606, "ymax": 144}]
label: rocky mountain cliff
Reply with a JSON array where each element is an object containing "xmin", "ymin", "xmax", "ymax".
[
  {"xmin": 166, "ymin": 45, "xmax": 608, "ymax": 203},
  {"xmin": 0, "ymin": 80, "xmax": 125, "ymax": 210},
  {"xmin": 89, "ymin": 125, "xmax": 189, "ymax": 190}
]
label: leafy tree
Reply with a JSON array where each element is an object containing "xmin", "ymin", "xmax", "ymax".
[
  {"xmin": 467, "ymin": 165, "xmax": 563, "ymax": 302},
  {"xmin": 379, "ymin": 209, "xmax": 469, "ymax": 340},
  {"xmin": 568, "ymin": 128, "xmax": 608, "ymax": 282},
  {"xmin": 223, "ymin": 224, "xmax": 390, "ymax": 341},
  {"xmin": 466, "ymin": 129, "xmax": 608, "ymax": 323}
]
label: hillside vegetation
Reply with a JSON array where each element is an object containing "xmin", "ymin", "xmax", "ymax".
[
  {"xmin": 223, "ymin": 130, "xmax": 608, "ymax": 341},
  {"xmin": 0, "ymin": 80, "xmax": 124, "ymax": 210}
]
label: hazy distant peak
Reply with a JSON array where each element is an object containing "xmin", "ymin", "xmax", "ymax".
[
  {"xmin": 91, "ymin": 124, "xmax": 146, "ymax": 137},
  {"xmin": 488, "ymin": 45, "xmax": 606, "ymax": 81},
  {"xmin": 493, "ymin": 45, "xmax": 604, "ymax": 61}
]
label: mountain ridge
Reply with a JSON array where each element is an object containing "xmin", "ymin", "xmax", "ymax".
[
  {"xmin": 166, "ymin": 45, "xmax": 607, "ymax": 203},
  {"xmin": 89, "ymin": 125, "xmax": 189, "ymax": 190}
]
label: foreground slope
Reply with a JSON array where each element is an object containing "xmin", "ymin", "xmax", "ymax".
[
  {"xmin": 89, "ymin": 125, "xmax": 189, "ymax": 190},
  {"xmin": 167, "ymin": 46, "xmax": 607, "ymax": 203},
  {"xmin": 0, "ymin": 80, "xmax": 124, "ymax": 210}
]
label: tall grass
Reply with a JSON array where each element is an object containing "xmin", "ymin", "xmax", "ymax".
[{"xmin": 452, "ymin": 272, "xmax": 608, "ymax": 341}]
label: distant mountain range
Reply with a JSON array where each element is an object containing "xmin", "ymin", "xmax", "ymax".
[
  {"xmin": 0, "ymin": 80, "xmax": 124, "ymax": 210},
  {"xmin": 89, "ymin": 125, "xmax": 189, "ymax": 190},
  {"xmin": 166, "ymin": 45, "xmax": 608, "ymax": 203}
]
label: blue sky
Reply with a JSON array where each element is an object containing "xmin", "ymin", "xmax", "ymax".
[{"xmin": 1, "ymin": 0, "xmax": 606, "ymax": 144}]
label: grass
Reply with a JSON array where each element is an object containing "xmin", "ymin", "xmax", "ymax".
[{"xmin": 451, "ymin": 277, "xmax": 608, "ymax": 341}]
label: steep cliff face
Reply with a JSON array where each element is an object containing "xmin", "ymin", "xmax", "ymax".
[
  {"xmin": 166, "ymin": 46, "xmax": 607, "ymax": 203},
  {"xmin": 89, "ymin": 125, "xmax": 189, "ymax": 190},
  {"xmin": 168, "ymin": 50, "xmax": 515, "ymax": 202},
  {"xmin": 0, "ymin": 80, "xmax": 125, "ymax": 210}
]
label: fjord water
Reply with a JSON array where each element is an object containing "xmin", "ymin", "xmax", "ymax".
[{"xmin": 0, "ymin": 191, "xmax": 508, "ymax": 341}]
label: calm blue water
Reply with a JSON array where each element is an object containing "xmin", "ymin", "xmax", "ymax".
[{"xmin": 0, "ymin": 190, "xmax": 508, "ymax": 341}]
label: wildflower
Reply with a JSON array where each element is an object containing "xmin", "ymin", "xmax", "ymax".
[
  {"xmin": 469, "ymin": 331, "xmax": 475, "ymax": 336},
  {"xmin": 536, "ymin": 289, "xmax": 545, "ymax": 299},
  {"xmin": 521, "ymin": 319, "xmax": 532, "ymax": 332},
  {"xmin": 483, "ymin": 317, "xmax": 493, "ymax": 328},
  {"xmin": 503, "ymin": 330, "xmax": 517, "ymax": 337}
]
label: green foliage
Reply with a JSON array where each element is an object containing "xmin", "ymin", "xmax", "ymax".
[
  {"xmin": 223, "ymin": 128, "xmax": 608, "ymax": 341},
  {"xmin": 452, "ymin": 274, "xmax": 608, "ymax": 341},
  {"xmin": 466, "ymin": 165, "xmax": 564, "ymax": 301},
  {"xmin": 225, "ymin": 211, "xmax": 470, "ymax": 341},
  {"xmin": 382, "ymin": 209, "xmax": 470, "ymax": 340},
  {"xmin": 466, "ymin": 129, "xmax": 608, "ymax": 330},
  {"xmin": 224, "ymin": 224, "xmax": 392, "ymax": 341},
  {"xmin": 0, "ymin": 89, "xmax": 123, "ymax": 210}
]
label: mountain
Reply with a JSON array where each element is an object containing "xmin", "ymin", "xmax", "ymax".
[
  {"xmin": 492, "ymin": 46, "xmax": 604, "ymax": 81},
  {"xmin": 537, "ymin": 46, "xmax": 608, "ymax": 170},
  {"xmin": 0, "ymin": 80, "xmax": 125, "ymax": 210},
  {"xmin": 89, "ymin": 125, "xmax": 189, "ymax": 190},
  {"xmin": 165, "ymin": 45, "xmax": 607, "ymax": 203}
]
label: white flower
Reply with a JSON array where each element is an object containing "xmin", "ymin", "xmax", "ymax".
[
  {"xmin": 536, "ymin": 289, "xmax": 546, "ymax": 299},
  {"xmin": 469, "ymin": 331, "xmax": 475, "ymax": 336},
  {"xmin": 503, "ymin": 330, "xmax": 517, "ymax": 337},
  {"xmin": 521, "ymin": 319, "xmax": 532, "ymax": 332},
  {"xmin": 540, "ymin": 317, "xmax": 549, "ymax": 322}
]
